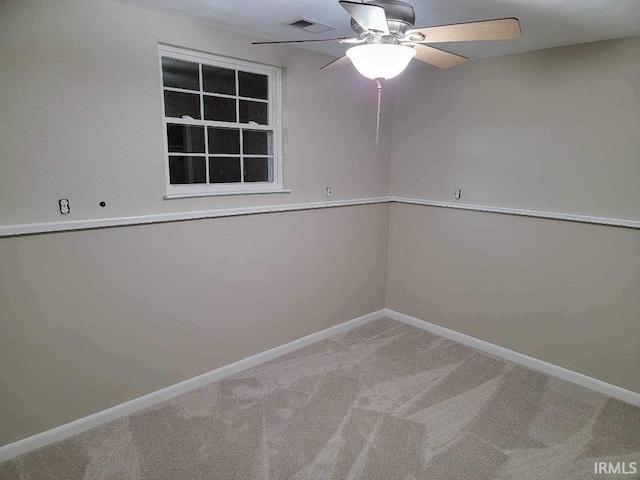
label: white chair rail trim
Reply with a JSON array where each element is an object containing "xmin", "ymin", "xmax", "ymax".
[{"xmin": 2, "ymin": 196, "xmax": 639, "ymax": 237}]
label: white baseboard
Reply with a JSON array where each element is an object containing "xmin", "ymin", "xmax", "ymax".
[
  {"xmin": 384, "ymin": 309, "xmax": 640, "ymax": 408},
  {"xmin": 0, "ymin": 309, "xmax": 385, "ymax": 462},
  {"xmin": 4, "ymin": 308, "xmax": 637, "ymax": 463}
]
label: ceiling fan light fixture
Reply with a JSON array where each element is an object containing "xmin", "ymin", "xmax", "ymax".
[
  {"xmin": 347, "ymin": 43, "xmax": 416, "ymax": 80},
  {"xmin": 346, "ymin": 44, "xmax": 416, "ymax": 80}
]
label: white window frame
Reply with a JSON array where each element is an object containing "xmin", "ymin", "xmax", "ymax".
[{"xmin": 158, "ymin": 44, "xmax": 285, "ymax": 198}]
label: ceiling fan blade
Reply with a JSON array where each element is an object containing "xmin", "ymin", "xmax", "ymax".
[
  {"xmin": 340, "ymin": 37, "xmax": 366, "ymax": 44},
  {"xmin": 411, "ymin": 44, "xmax": 468, "ymax": 69},
  {"xmin": 339, "ymin": 1, "xmax": 390, "ymax": 35},
  {"xmin": 321, "ymin": 55, "xmax": 352, "ymax": 70},
  {"xmin": 406, "ymin": 18, "xmax": 521, "ymax": 43},
  {"xmin": 253, "ymin": 37, "xmax": 359, "ymax": 45}
]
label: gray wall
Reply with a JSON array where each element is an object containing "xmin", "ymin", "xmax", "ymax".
[
  {"xmin": 0, "ymin": 0, "xmax": 392, "ymax": 446},
  {"xmin": 390, "ymin": 35, "xmax": 640, "ymax": 218},
  {"xmin": 386, "ymin": 203, "xmax": 640, "ymax": 393},
  {"xmin": 0, "ymin": 0, "xmax": 393, "ymax": 226},
  {"xmin": 1, "ymin": 204, "xmax": 389, "ymax": 446},
  {"xmin": 387, "ymin": 36, "xmax": 640, "ymax": 393}
]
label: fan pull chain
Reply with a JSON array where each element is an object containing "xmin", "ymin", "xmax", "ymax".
[{"xmin": 375, "ymin": 78, "xmax": 383, "ymax": 152}]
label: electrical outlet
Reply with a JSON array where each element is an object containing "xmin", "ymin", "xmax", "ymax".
[
  {"xmin": 454, "ymin": 189, "xmax": 461, "ymax": 200},
  {"xmin": 326, "ymin": 187, "xmax": 332, "ymax": 197},
  {"xmin": 59, "ymin": 199, "xmax": 70, "ymax": 215}
]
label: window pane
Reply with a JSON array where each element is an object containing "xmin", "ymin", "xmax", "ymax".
[
  {"xmin": 209, "ymin": 157, "xmax": 241, "ymax": 183},
  {"xmin": 169, "ymin": 156, "xmax": 206, "ymax": 184},
  {"xmin": 202, "ymin": 65, "xmax": 236, "ymax": 95},
  {"xmin": 239, "ymin": 72, "xmax": 268, "ymax": 100},
  {"xmin": 167, "ymin": 124, "xmax": 205, "ymax": 153},
  {"xmin": 239, "ymin": 100, "xmax": 268, "ymax": 125},
  {"xmin": 164, "ymin": 91, "xmax": 201, "ymax": 119},
  {"xmin": 204, "ymin": 96, "xmax": 236, "ymax": 122},
  {"xmin": 162, "ymin": 58, "xmax": 199, "ymax": 91},
  {"xmin": 208, "ymin": 128, "xmax": 240, "ymax": 154},
  {"xmin": 243, "ymin": 130, "xmax": 270, "ymax": 155},
  {"xmin": 244, "ymin": 157, "xmax": 271, "ymax": 183}
]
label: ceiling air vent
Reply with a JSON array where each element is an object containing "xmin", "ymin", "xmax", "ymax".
[{"xmin": 281, "ymin": 17, "xmax": 336, "ymax": 34}]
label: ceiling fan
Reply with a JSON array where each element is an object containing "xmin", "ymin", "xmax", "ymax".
[
  {"xmin": 253, "ymin": 0, "xmax": 521, "ymax": 149},
  {"xmin": 254, "ymin": 0, "xmax": 521, "ymax": 78}
]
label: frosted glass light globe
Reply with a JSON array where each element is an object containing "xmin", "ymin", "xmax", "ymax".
[{"xmin": 346, "ymin": 44, "xmax": 416, "ymax": 80}]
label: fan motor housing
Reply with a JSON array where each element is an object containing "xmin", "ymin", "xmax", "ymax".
[{"xmin": 350, "ymin": 0, "xmax": 416, "ymax": 37}]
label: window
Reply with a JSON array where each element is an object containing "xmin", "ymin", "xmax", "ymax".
[{"xmin": 158, "ymin": 45, "xmax": 284, "ymax": 198}]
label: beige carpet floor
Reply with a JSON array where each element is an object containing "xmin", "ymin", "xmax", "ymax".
[{"xmin": 1, "ymin": 318, "xmax": 639, "ymax": 479}]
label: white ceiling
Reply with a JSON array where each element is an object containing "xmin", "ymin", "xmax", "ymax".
[{"xmin": 116, "ymin": 0, "xmax": 640, "ymax": 61}]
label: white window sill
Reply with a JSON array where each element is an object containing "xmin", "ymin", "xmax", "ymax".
[{"xmin": 164, "ymin": 189, "xmax": 292, "ymax": 200}]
